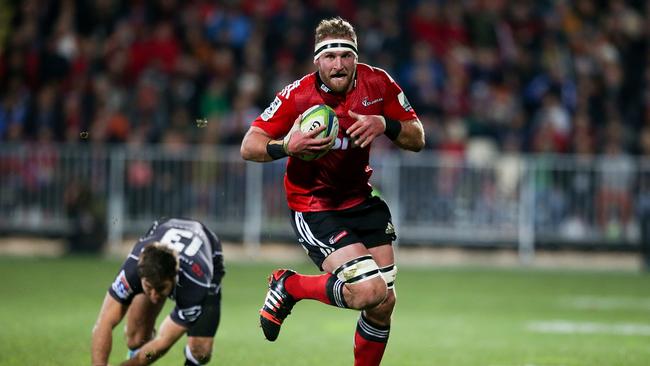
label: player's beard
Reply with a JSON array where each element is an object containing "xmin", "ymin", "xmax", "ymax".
[{"xmin": 322, "ymin": 68, "xmax": 355, "ymax": 93}]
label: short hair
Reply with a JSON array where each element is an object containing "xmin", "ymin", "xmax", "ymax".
[
  {"xmin": 315, "ymin": 17, "xmax": 357, "ymax": 44},
  {"xmin": 137, "ymin": 243, "xmax": 179, "ymax": 289}
]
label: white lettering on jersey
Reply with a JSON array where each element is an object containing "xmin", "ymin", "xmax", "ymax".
[
  {"xmin": 279, "ymin": 80, "xmax": 300, "ymax": 98},
  {"xmin": 331, "ymin": 137, "xmax": 362, "ymax": 151},
  {"xmin": 111, "ymin": 270, "xmax": 133, "ymax": 300},
  {"xmin": 159, "ymin": 228, "xmax": 203, "ymax": 257},
  {"xmin": 185, "ymin": 237, "xmax": 203, "ymax": 256},
  {"xmin": 397, "ymin": 91, "xmax": 413, "ymax": 112},
  {"xmin": 362, "ymin": 97, "xmax": 383, "ymax": 107},
  {"xmin": 261, "ymin": 96, "xmax": 282, "ymax": 121},
  {"xmin": 177, "ymin": 305, "xmax": 202, "ymax": 322}
]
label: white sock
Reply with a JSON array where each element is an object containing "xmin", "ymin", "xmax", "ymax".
[
  {"xmin": 127, "ymin": 348, "xmax": 140, "ymax": 359},
  {"xmin": 185, "ymin": 344, "xmax": 200, "ymax": 365}
]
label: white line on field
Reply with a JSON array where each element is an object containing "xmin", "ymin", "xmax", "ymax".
[
  {"xmin": 560, "ymin": 296, "xmax": 650, "ymax": 311},
  {"xmin": 527, "ymin": 320, "xmax": 650, "ymax": 336}
]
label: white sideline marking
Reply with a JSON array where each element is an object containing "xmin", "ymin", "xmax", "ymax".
[
  {"xmin": 560, "ymin": 296, "xmax": 650, "ymax": 311},
  {"xmin": 528, "ymin": 320, "xmax": 650, "ymax": 336}
]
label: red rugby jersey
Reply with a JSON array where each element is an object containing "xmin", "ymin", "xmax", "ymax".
[{"xmin": 251, "ymin": 63, "xmax": 418, "ymax": 212}]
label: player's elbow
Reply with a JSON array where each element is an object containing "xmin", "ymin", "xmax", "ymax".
[
  {"xmin": 240, "ymin": 143, "xmax": 253, "ymax": 161},
  {"xmin": 399, "ymin": 121, "xmax": 425, "ymax": 152},
  {"xmin": 240, "ymin": 140, "xmax": 260, "ymax": 162},
  {"xmin": 240, "ymin": 129, "xmax": 254, "ymax": 161},
  {"xmin": 402, "ymin": 135, "xmax": 425, "ymax": 152},
  {"xmin": 240, "ymin": 134, "xmax": 264, "ymax": 162},
  {"xmin": 410, "ymin": 136, "xmax": 425, "ymax": 152},
  {"xmin": 413, "ymin": 127, "xmax": 426, "ymax": 151}
]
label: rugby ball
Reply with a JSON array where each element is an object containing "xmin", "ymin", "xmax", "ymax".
[{"xmin": 297, "ymin": 104, "xmax": 339, "ymax": 161}]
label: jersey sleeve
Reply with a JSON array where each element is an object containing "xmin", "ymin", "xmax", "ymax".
[
  {"xmin": 378, "ymin": 69, "xmax": 419, "ymax": 122},
  {"xmin": 107, "ymin": 254, "xmax": 141, "ymax": 305},
  {"xmin": 251, "ymin": 81, "xmax": 300, "ymax": 138}
]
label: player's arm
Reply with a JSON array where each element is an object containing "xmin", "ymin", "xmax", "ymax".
[
  {"xmin": 92, "ymin": 293, "xmax": 128, "ymax": 366},
  {"xmin": 346, "ymin": 111, "xmax": 425, "ymax": 151},
  {"xmin": 388, "ymin": 117, "xmax": 425, "ymax": 152},
  {"xmin": 120, "ymin": 315, "xmax": 187, "ymax": 366},
  {"xmin": 240, "ymin": 118, "xmax": 330, "ymax": 162},
  {"xmin": 241, "ymin": 126, "xmax": 283, "ymax": 162}
]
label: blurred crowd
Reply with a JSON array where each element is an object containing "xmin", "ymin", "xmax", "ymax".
[
  {"xmin": 0, "ymin": 0, "xmax": 648, "ymax": 157},
  {"xmin": 2, "ymin": 0, "xmax": 650, "ymax": 257}
]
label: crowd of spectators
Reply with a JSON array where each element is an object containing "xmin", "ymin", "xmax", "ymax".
[
  {"xmin": 1, "ymin": 0, "xmax": 650, "ymax": 250},
  {"xmin": 0, "ymin": 0, "xmax": 647, "ymax": 157}
]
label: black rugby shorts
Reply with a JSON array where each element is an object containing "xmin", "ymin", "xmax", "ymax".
[
  {"xmin": 186, "ymin": 269, "xmax": 224, "ymax": 337},
  {"xmin": 290, "ymin": 196, "xmax": 397, "ymax": 270},
  {"xmin": 186, "ymin": 288, "xmax": 221, "ymax": 337}
]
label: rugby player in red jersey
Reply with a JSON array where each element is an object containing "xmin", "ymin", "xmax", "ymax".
[{"xmin": 241, "ymin": 17, "xmax": 424, "ymax": 366}]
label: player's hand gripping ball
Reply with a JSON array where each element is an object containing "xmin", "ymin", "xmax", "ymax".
[{"xmin": 298, "ymin": 104, "xmax": 339, "ymax": 161}]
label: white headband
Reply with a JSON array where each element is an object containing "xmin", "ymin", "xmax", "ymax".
[{"xmin": 313, "ymin": 39, "xmax": 358, "ymax": 61}]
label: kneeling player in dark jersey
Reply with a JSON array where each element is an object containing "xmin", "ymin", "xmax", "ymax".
[
  {"xmin": 91, "ymin": 218, "xmax": 225, "ymax": 366},
  {"xmin": 241, "ymin": 17, "xmax": 424, "ymax": 366}
]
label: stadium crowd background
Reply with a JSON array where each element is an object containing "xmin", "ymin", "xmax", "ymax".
[
  {"xmin": 1, "ymin": 0, "xmax": 648, "ymax": 155},
  {"xmin": 0, "ymin": 0, "xmax": 650, "ymax": 255}
]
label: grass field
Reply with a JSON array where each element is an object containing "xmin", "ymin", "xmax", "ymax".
[{"xmin": 0, "ymin": 255, "xmax": 649, "ymax": 366}]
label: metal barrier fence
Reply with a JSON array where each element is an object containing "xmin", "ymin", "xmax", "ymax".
[{"xmin": 0, "ymin": 143, "xmax": 645, "ymax": 262}]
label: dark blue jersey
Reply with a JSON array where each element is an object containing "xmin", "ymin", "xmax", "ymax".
[{"xmin": 108, "ymin": 218, "xmax": 224, "ymax": 328}]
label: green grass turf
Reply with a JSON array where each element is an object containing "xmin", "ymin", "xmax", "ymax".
[{"xmin": 0, "ymin": 255, "xmax": 649, "ymax": 365}]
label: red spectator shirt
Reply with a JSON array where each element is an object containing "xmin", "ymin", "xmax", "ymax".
[{"xmin": 252, "ymin": 63, "xmax": 418, "ymax": 212}]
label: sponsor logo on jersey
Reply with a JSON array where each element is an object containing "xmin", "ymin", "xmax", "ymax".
[
  {"xmin": 192, "ymin": 263, "xmax": 204, "ymax": 277},
  {"xmin": 111, "ymin": 270, "xmax": 133, "ymax": 300},
  {"xmin": 329, "ymin": 230, "xmax": 349, "ymax": 245},
  {"xmin": 177, "ymin": 305, "xmax": 202, "ymax": 322},
  {"xmin": 261, "ymin": 96, "xmax": 282, "ymax": 121},
  {"xmin": 397, "ymin": 92, "xmax": 412, "ymax": 112},
  {"xmin": 361, "ymin": 97, "xmax": 383, "ymax": 107}
]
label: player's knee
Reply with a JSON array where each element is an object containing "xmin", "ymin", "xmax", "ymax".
[
  {"xmin": 186, "ymin": 340, "xmax": 212, "ymax": 365},
  {"xmin": 384, "ymin": 290, "xmax": 396, "ymax": 310},
  {"xmin": 125, "ymin": 327, "xmax": 155, "ymax": 350},
  {"xmin": 362, "ymin": 290, "xmax": 396, "ymax": 327},
  {"xmin": 334, "ymin": 255, "xmax": 388, "ymax": 309},
  {"xmin": 347, "ymin": 277, "xmax": 387, "ymax": 310},
  {"xmin": 375, "ymin": 290, "xmax": 396, "ymax": 317},
  {"xmin": 191, "ymin": 350, "xmax": 211, "ymax": 365},
  {"xmin": 373, "ymin": 263, "xmax": 397, "ymax": 315},
  {"xmin": 125, "ymin": 333, "xmax": 148, "ymax": 350}
]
